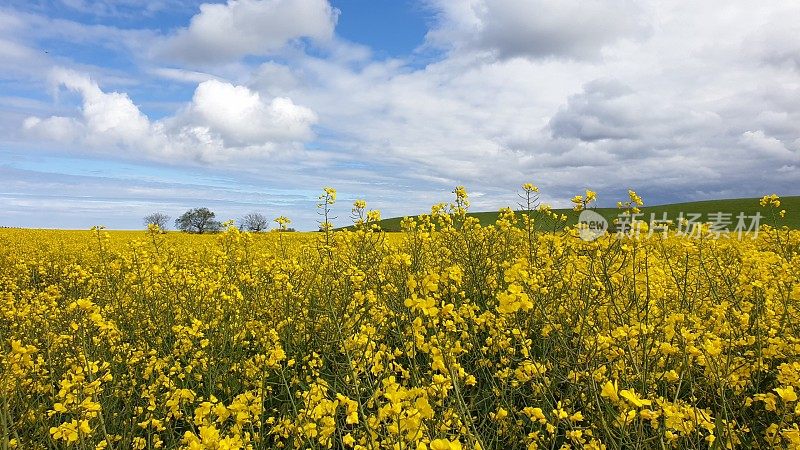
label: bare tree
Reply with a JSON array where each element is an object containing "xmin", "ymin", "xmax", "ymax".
[
  {"xmin": 240, "ymin": 212, "xmax": 269, "ymax": 232},
  {"xmin": 175, "ymin": 208, "xmax": 221, "ymax": 234},
  {"xmin": 143, "ymin": 212, "xmax": 170, "ymax": 231}
]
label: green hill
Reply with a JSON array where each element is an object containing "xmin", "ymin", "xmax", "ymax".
[{"xmin": 371, "ymin": 196, "xmax": 800, "ymax": 232}]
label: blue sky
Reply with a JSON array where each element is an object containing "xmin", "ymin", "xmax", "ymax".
[
  {"xmin": 1, "ymin": 0, "xmax": 799, "ymax": 230},
  {"xmin": 331, "ymin": 0, "xmax": 430, "ymax": 58}
]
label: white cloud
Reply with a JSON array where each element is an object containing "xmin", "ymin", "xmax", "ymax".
[
  {"xmin": 56, "ymin": 0, "xmax": 188, "ymax": 18},
  {"xmin": 0, "ymin": 28, "xmax": 49, "ymax": 78},
  {"xmin": 740, "ymin": 130, "xmax": 798, "ymax": 161},
  {"xmin": 50, "ymin": 68, "xmax": 151, "ymax": 146},
  {"xmin": 0, "ymin": 9, "xmax": 26, "ymax": 31},
  {"xmin": 23, "ymin": 116, "xmax": 83, "ymax": 141},
  {"xmin": 24, "ymin": 69, "xmax": 317, "ymax": 164},
  {"xmin": 176, "ymin": 79, "xmax": 316, "ymax": 146},
  {"xmin": 148, "ymin": 67, "xmax": 221, "ymax": 84},
  {"xmin": 425, "ymin": 0, "xmax": 651, "ymax": 60},
  {"xmin": 0, "ymin": 38, "xmax": 35, "ymax": 60},
  {"xmin": 156, "ymin": 0, "xmax": 339, "ymax": 64}
]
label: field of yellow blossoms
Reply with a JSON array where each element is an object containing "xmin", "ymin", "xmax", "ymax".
[{"xmin": 2, "ymin": 187, "xmax": 799, "ymax": 449}]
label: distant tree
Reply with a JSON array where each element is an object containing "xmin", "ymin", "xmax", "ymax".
[
  {"xmin": 175, "ymin": 208, "xmax": 221, "ymax": 234},
  {"xmin": 143, "ymin": 212, "xmax": 170, "ymax": 231},
  {"xmin": 240, "ymin": 212, "xmax": 269, "ymax": 232}
]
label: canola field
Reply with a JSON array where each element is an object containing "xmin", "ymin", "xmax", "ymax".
[{"xmin": 2, "ymin": 190, "xmax": 800, "ymax": 449}]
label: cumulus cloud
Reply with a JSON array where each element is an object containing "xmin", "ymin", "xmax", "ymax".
[
  {"xmin": 426, "ymin": 0, "xmax": 651, "ymax": 60},
  {"xmin": 22, "ymin": 116, "xmax": 83, "ymax": 141},
  {"xmin": 23, "ymin": 68, "xmax": 150, "ymax": 147},
  {"xmin": 175, "ymin": 79, "xmax": 316, "ymax": 146},
  {"xmin": 740, "ymin": 130, "xmax": 798, "ymax": 161},
  {"xmin": 23, "ymin": 69, "xmax": 317, "ymax": 163},
  {"xmin": 156, "ymin": 0, "xmax": 339, "ymax": 64}
]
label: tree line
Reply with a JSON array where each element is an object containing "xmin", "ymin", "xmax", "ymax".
[{"xmin": 143, "ymin": 209, "xmax": 295, "ymax": 233}]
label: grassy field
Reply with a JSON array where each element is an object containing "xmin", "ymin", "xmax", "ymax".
[{"xmin": 372, "ymin": 196, "xmax": 800, "ymax": 232}]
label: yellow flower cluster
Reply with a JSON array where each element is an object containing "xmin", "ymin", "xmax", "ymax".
[
  {"xmin": 571, "ymin": 189, "xmax": 598, "ymax": 211},
  {"xmin": 0, "ymin": 189, "xmax": 798, "ymax": 449}
]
